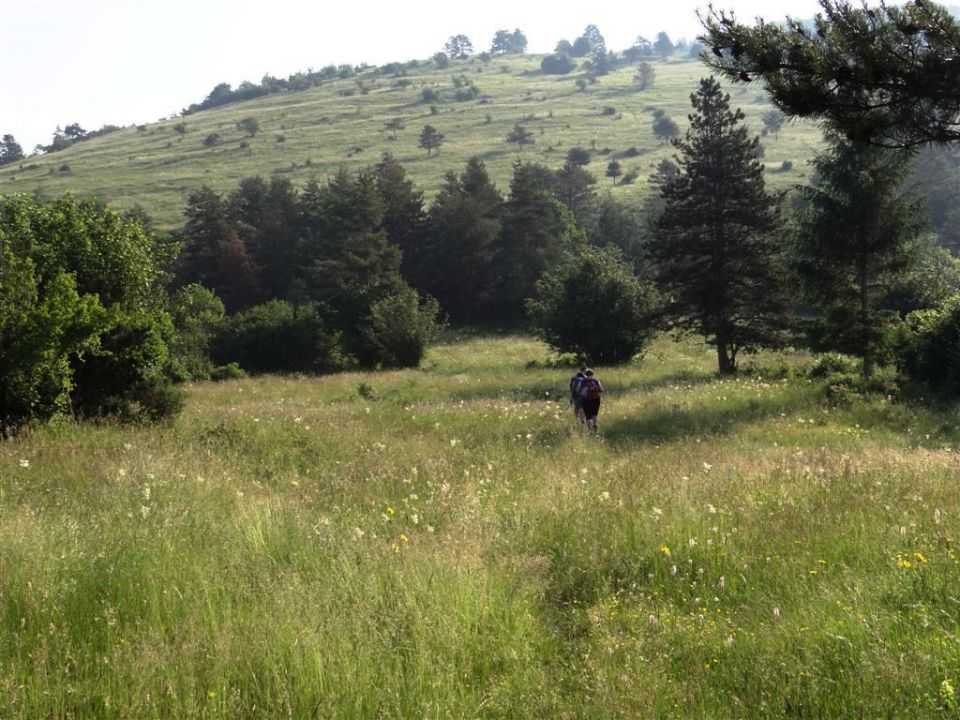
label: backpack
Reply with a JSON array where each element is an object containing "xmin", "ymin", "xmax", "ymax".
[
  {"xmin": 570, "ymin": 374, "xmax": 585, "ymax": 397},
  {"xmin": 581, "ymin": 377, "xmax": 601, "ymax": 400}
]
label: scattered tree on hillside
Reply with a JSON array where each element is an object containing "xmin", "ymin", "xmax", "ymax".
[
  {"xmin": 63, "ymin": 123, "xmax": 87, "ymax": 140},
  {"xmin": 432, "ymin": 51, "xmax": 451, "ymax": 69},
  {"xmin": 634, "ymin": 61, "xmax": 656, "ymax": 90},
  {"xmin": 491, "ymin": 29, "xmax": 528, "ymax": 54},
  {"xmin": 203, "ymin": 133, "xmax": 221, "ymax": 147},
  {"xmin": 418, "ymin": 125, "xmax": 445, "ymax": 156},
  {"xmin": 762, "ymin": 109, "xmax": 784, "ymax": 138},
  {"xmin": 566, "ymin": 147, "xmax": 592, "ymax": 166},
  {"xmin": 384, "ymin": 118, "xmax": 406, "ymax": 139},
  {"xmin": 653, "ymin": 31, "xmax": 674, "ymax": 59},
  {"xmin": 506, "ymin": 124, "xmax": 535, "ymax": 151},
  {"xmin": 605, "ymin": 159, "xmax": 622, "ymax": 185},
  {"xmin": 236, "ymin": 117, "xmax": 261, "ymax": 137},
  {"xmin": 653, "ymin": 77, "xmax": 791, "ymax": 375},
  {"xmin": 792, "ymin": 136, "xmax": 927, "ymax": 377},
  {"xmin": 444, "ymin": 34, "xmax": 473, "ymax": 60},
  {"xmin": 541, "ymin": 54, "xmax": 577, "ymax": 74},
  {"xmin": 624, "ymin": 36, "xmax": 653, "ymax": 62},
  {"xmin": 700, "ymin": 0, "xmax": 960, "ymax": 147},
  {"xmin": 653, "ymin": 115, "xmax": 680, "ymax": 143},
  {"xmin": 0, "ymin": 134, "xmax": 24, "ymax": 165}
]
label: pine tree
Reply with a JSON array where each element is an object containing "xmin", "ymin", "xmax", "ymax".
[
  {"xmin": 492, "ymin": 162, "xmax": 581, "ymax": 318},
  {"xmin": 654, "ymin": 77, "xmax": 790, "ymax": 375},
  {"xmin": 792, "ymin": 136, "xmax": 926, "ymax": 377},
  {"xmin": 421, "ymin": 158, "xmax": 502, "ymax": 321},
  {"xmin": 294, "ymin": 169, "xmax": 403, "ymax": 331},
  {"xmin": 374, "ymin": 153, "xmax": 425, "ymax": 284}
]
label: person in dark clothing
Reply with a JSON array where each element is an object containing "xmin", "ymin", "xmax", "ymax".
[
  {"xmin": 569, "ymin": 367, "xmax": 586, "ymax": 424},
  {"xmin": 578, "ymin": 368, "xmax": 604, "ymax": 432}
]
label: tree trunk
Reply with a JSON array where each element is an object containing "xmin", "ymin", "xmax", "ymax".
[
  {"xmin": 859, "ymin": 257, "xmax": 873, "ymax": 379},
  {"xmin": 716, "ymin": 342, "xmax": 735, "ymax": 376}
]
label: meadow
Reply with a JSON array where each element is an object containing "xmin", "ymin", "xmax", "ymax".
[
  {"xmin": 2, "ymin": 333, "xmax": 958, "ymax": 718},
  {"xmin": 0, "ymin": 54, "xmax": 822, "ymax": 229}
]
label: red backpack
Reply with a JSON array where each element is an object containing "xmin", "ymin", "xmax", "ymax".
[{"xmin": 582, "ymin": 377, "xmax": 601, "ymax": 400}]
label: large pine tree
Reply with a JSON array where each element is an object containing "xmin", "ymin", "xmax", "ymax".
[
  {"xmin": 792, "ymin": 136, "xmax": 926, "ymax": 377},
  {"xmin": 654, "ymin": 77, "xmax": 790, "ymax": 375},
  {"xmin": 421, "ymin": 158, "xmax": 503, "ymax": 321}
]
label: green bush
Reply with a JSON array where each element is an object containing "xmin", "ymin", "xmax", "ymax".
[
  {"xmin": 213, "ymin": 300, "xmax": 347, "ymax": 374},
  {"xmin": 167, "ymin": 283, "xmax": 225, "ymax": 381},
  {"xmin": 70, "ymin": 310, "xmax": 183, "ymax": 421},
  {"xmin": 526, "ymin": 246, "xmax": 658, "ymax": 365},
  {"xmin": 896, "ymin": 293, "xmax": 960, "ymax": 398},
  {"xmin": 0, "ymin": 194, "xmax": 181, "ymax": 432},
  {"xmin": 806, "ymin": 352, "xmax": 860, "ymax": 379},
  {"xmin": 363, "ymin": 289, "xmax": 445, "ymax": 369}
]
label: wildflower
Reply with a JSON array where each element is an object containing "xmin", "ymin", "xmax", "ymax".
[
  {"xmin": 450, "ymin": 439, "xmax": 459, "ymax": 447},
  {"xmin": 140, "ymin": 505, "xmax": 150, "ymax": 519},
  {"xmin": 386, "ymin": 506, "xmax": 396, "ymax": 516},
  {"xmin": 773, "ymin": 607, "xmax": 781, "ymax": 619},
  {"xmin": 941, "ymin": 679, "xmax": 956, "ymax": 710},
  {"xmin": 426, "ymin": 525, "xmax": 435, "ymax": 533},
  {"xmin": 660, "ymin": 545, "xmax": 671, "ymax": 557},
  {"xmin": 718, "ymin": 576, "xmax": 725, "ymax": 590},
  {"xmin": 703, "ymin": 462, "xmax": 713, "ymax": 472},
  {"xmin": 400, "ymin": 534, "xmax": 409, "ymax": 543},
  {"xmin": 599, "ymin": 491, "xmax": 610, "ymax": 502},
  {"xmin": 391, "ymin": 543, "xmax": 400, "ymax": 554},
  {"xmin": 689, "ymin": 538, "xmax": 698, "ymax": 548},
  {"xmin": 913, "ymin": 551, "xmax": 928, "ymax": 564},
  {"xmin": 670, "ymin": 565, "xmax": 677, "ymax": 576},
  {"xmin": 353, "ymin": 527, "xmax": 365, "ymax": 540},
  {"xmin": 18, "ymin": 459, "xmax": 30, "ymax": 468},
  {"xmin": 897, "ymin": 558, "xmax": 912, "ymax": 569}
]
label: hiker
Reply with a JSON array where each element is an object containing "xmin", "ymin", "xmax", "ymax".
[
  {"xmin": 569, "ymin": 367, "xmax": 586, "ymax": 423},
  {"xmin": 578, "ymin": 368, "xmax": 604, "ymax": 432}
]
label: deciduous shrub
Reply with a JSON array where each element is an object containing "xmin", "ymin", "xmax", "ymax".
[
  {"xmin": 526, "ymin": 246, "xmax": 658, "ymax": 365},
  {"xmin": 363, "ymin": 289, "xmax": 445, "ymax": 369},
  {"xmin": 895, "ymin": 293, "xmax": 960, "ymax": 398},
  {"xmin": 212, "ymin": 300, "xmax": 347, "ymax": 374}
]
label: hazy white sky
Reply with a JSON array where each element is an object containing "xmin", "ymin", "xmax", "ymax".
[{"xmin": 1, "ymin": 0, "xmax": 830, "ymax": 153}]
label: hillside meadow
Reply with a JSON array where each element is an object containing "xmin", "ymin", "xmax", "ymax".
[
  {"xmin": 0, "ymin": 54, "xmax": 821, "ymax": 229},
  {"xmin": 2, "ymin": 333, "xmax": 959, "ymax": 718}
]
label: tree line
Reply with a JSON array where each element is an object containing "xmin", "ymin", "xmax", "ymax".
[{"xmin": 4, "ymin": 0, "xmax": 960, "ymax": 436}]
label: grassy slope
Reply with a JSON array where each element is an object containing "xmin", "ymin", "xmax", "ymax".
[
  {"xmin": 0, "ymin": 54, "xmax": 822, "ymax": 229},
  {"xmin": 2, "ymin": 334, "xmax": 958, "ymax": 718}
]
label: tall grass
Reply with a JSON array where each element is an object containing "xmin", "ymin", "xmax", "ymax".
[{"xmin": 2, "ymin": 335, "xmax": 958, "ymax": 718}]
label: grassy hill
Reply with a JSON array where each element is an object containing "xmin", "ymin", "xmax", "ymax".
[
  {"xmin": 2, "ymin": 334, "xmax": 958, "ymax": 718},
  {"xmin": 0, "ymin": 54, "xmax": 823, "ymax": 230}
]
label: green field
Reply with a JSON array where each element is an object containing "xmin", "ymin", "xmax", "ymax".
[
  {"xmin": 2, "ymin": 334, "xmax": 958, "ymax": 718},
  {"xmin": 0, "ymin": 54, "xmax": 822, "ymax": 229}
]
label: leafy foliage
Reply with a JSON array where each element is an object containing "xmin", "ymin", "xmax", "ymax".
[
  {"xmin": 700, "ymin": 0, "xmax": 960, "ymax": 147},
  {"xmin": 363, "ymin": 288, "xmax": 445, "ymax": 369},
  {"xmin": 212, "ymin": 300, "xmax": 347, "ymax": 374},
  {"xmin": 896, "ymin": 293, "xmax": 960, "ymax": 398},
  {"xmin": 527, "ymin": 246, "xmax": 658, "ymax": 364},
  {"xmin": 0, "ymin": 194, "xmax": 181, "ymax": 432}
]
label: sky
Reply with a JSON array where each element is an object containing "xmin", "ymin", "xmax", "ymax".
[{"xmin": 1, "ymin": 0, "xmax": 831, "ymax": 154}]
